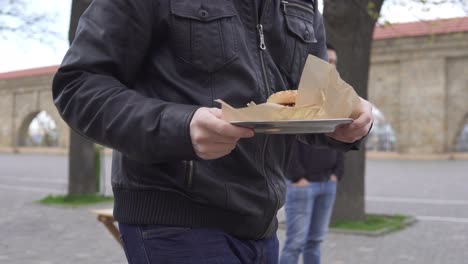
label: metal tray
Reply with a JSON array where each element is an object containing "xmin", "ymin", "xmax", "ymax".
[{"xmin": 231, "ymin": 119, "xmax": 353, "ymax": 134}]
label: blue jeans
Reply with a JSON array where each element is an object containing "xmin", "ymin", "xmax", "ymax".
[
  {"xmin": 279, "ymin": 180, "xmax": 337, "ymax": 264},
  {"xmin": 119, "ymin": 223, "xmax": 279, "ymax": 264}
]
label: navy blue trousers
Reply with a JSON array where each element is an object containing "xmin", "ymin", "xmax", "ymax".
[{"xmin": 119, "ymin": 223, "xmax": 279, "ymax": 264}]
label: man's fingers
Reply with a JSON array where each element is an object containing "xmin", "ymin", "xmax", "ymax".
[
  {"xmin": 352, "ymin": 98, "xmax": 373, "ymax": 128},
  {"xmin": 190, "ymin": 107, "xmax": 254, "ymax": 160},
  {"xmin": 329, "ymin": 126, "xmax": 365, "ymax": 143},
  {"xmin": 192, "ymin": 129, "xmax": 239, "ymax": 144},
  {"xmin": 327, "ymin": 97, "xmax": 374, "ymax": 143},
  {"xmin": 349, "ymin": 113, "xmax": 372, "ymax": 130},
  {"xmin": 212, "ymin": 122, "xmax": 254, "ymax": 139},
  {"xmin": 208, "ymin": 134, "xmax": 240, "ymax": 144},
  {"xmin": 194, "ymin": 142, "xmax": 236, "ymax": 156},
  {"xmin": 193, "ymin": 141, "xmax": 238, "ymax": 160},
  {"xmin": 198, "ymin": 151, "xmax": 233, "ymax": 160},
  {"xmin": 204, "ymin": 109, "xmax": 254, "ymax": 138},
  {"xmin": 347, "ymin": 98, "xmax": 373, "ymax": 130},
  {"xmin": 208, "ymin": 108, "xmax": 223, "ymax": 119}
]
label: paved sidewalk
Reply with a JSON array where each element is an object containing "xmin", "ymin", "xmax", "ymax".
[{"xmin": 1, "ymin": 154, "xmax": 468, "ymax": 263}]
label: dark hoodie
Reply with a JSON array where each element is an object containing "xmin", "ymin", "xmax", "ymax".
[{"xmin": 286, "ymin": 140, "xmax": 345, "ymax": 182}]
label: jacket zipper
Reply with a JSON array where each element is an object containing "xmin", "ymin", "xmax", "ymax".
[
  {"xmin": 186, "ymin": 160, "xmax": 194, "ymax": 188},
  {"xmin": 260, "ymin": 135, "xmax": 281, "ymax": 239},
  {"xmin": 254, "ymin": 0, "xmax": 279, "ymax": 239},
  {"xmin": 257, "ymin": 25, "xmax": 270, "ymax": 97},
  {"xmin": 281, "ymin": 0, "xmax": 315, "ymax": 14},
  {"xmin": 256, "ymin": 1, "xmax": 271, "ymax": 98}
]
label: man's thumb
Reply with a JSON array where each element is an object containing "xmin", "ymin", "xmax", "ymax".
[{"xmin": 208, "ymin": 108, "xmax": 223, "ymax": 119}]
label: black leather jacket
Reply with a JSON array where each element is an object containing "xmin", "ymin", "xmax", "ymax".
[{"xmin": 52, "ymin": 0, "xmax": 357, "ymax": 239}]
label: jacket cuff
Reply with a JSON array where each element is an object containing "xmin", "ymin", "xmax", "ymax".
[
  {"xmin": 158, "ymin": 104, "xmax": 200, "ymax": 161},
  {"xmin": 335, "ymin": 172, "xmax": 344, "ymax": 181},
  {"xmin": 325, "ymin": 136, "xmax": 361, "ymax": 152},
  {"xmin": 289, "ymin": 176, "xmax": 302, "ymax": 183},
  {"xmin": 324, "ymin": 122, "xmax": 373, "ymax": 151}
]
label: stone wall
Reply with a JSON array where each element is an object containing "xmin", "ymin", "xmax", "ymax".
[
  {"xmin": 0, "ymin": 32, "xmax": 467, "ymax": 154},
  {"xmin": 0, "ymin": 74, "xmax": 70, "ymax": 150},
  {"xmin": 369, "ymin": 32, "xmax": 468, "ymax": 154}
]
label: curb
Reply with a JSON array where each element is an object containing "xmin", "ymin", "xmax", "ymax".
[
  {"xmin": 0, "ymin": 147, "xmax": 114, "ymax": 156},
  {"xmin": 278, "ymin": 215, "xmax": 417, "ymax": 237},
  {"xmin": 366, "ymin": 151, "xmax": 468, "ymax": 160},
  {"xmin": 329, "ymin": 216, "xmax": 418, "ymax": 237}
]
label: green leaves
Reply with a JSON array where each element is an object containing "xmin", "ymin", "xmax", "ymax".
[{"xmin": 367, "ymin": 1, "xmax": 381, "ymax": 20}]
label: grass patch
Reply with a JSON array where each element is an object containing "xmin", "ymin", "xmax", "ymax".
[
  {"xmin": 331, "ymin": 214, "xmax": 410, "ymax": 232},
  {"xmin": 39, "ymin": 194, "xmax": 113, "ymax": 206}
]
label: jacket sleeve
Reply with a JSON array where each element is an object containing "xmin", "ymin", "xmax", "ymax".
[
  {"xmin": 333, "ymin": 151, "xmax": 345, "ymax": 180},
  {"xmin": 52, "ymin": 0, "xmax": 199, "ymax": 164}
]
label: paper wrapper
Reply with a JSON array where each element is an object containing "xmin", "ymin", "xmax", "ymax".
[{"xmin": 217, "ymin": 55, "xmax": 361, "ymax": 122}]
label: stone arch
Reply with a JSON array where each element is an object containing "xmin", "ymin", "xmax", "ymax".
[
  {"xmin": 17, "ymin": 110, "xmax": 60, "ymax": 147},
  {"xmin": 38, "ymin": 91, "xmax": 70, "ymax": 148},
  {"xmin": 453, "ymin": 113, "xmax": 468, "ymax": 152},
  {"xmin": 17, "ymin": 111, "xmax": 40, "ymax": 147},
  {"xmin": 366, "ymin": 104, "xmax": 397, "ymax": 152}
]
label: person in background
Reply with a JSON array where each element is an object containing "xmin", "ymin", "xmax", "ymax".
[{"xmin": 280, "ymin": 43, "xmax": 344, "ymax": 264}]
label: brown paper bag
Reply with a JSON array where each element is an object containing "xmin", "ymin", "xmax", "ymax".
[{"xmin": 218, "ymin": 55, "xmax": 361, "ymax": 122}]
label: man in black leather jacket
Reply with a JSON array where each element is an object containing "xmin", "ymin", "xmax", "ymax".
[{"xmin": 52, "ymin": 0, "xmax": 373, "ymax": 262}]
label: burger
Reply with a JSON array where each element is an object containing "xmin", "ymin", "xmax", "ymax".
[{"xmin": 266, "ymin": 90, "xmax": 297, "ymax": 107}]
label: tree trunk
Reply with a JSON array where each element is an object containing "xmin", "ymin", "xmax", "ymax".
[
  {"xmin": 67, "ymin": 0, "xmax": 96, "ymax": 195},
  {"xmin": 323, "ymin": 0, "xmax": 384, "ymax": 221}
]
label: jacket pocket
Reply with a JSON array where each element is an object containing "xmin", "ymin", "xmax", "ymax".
[
  {"xmin": 170, "ymin": 0, "xmax": 239, "ymax": 73},
  {"xmin": 141, "ymin": 225, "xmax": 191, "ymax": 240},
  {"xmin": 280, "ymin": 0, "xmax": 317, "ymax": 87},
  {"xmin": 184, "ymin": 160, "xmax": 194, "ymax": 189}
]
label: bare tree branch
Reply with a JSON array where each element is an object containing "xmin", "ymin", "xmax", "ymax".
[
  {"xmin": 0, "ymin": 0, "xmax": 61, "ymax": 44},
  {"xmin": 389, "ymin": 0, "xmax": 468, "ymax": 14},
  {"xmin": 373, "ymin": 0, "xmax": 468, "ymax": 26}
]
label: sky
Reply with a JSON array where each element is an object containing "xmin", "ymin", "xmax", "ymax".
[
  {"xmin": 29, "ymin": 110, "xmax": 57, "ymax": 135},
  {"xmin": 0, "ymin": 0, "xmax": 466, "ymax": 73}
]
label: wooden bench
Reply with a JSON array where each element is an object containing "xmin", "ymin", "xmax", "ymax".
[{"xmin": 91, "ymin": 208, "xmax": 121, "ymax": 247}]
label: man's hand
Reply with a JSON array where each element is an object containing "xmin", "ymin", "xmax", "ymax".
[
  {"xmin": 292, "ymin": 178, "xmax": 309, "ymax": 187},
  {"xmin": 327, "ymin": 97, "xmax": 373, "ymax": 143},
  {"xmin": 190, "ymin": 108, "xmax": 254, "ymax": 160}
]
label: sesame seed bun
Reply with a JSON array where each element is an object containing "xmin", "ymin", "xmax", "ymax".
[{"xmin": 266, "ymin": 90, "xmax": 297, "ymax": 106}]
